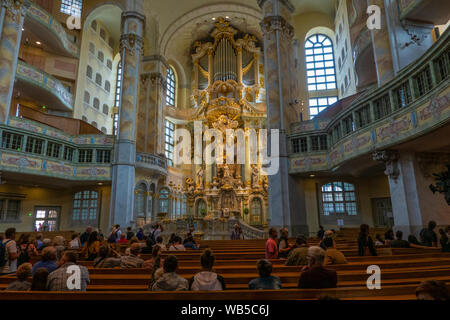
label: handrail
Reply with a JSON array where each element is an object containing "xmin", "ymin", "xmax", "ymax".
[
  {"xmin": 16, "ymin": 60, "xmax": 74, "ymax": 111},
  {"xmin": 237, "ymin": 218, "xmax": 266, "ymax": 239},
  {"xmin": 26, "ymin": 2, "xmax": 80, "ymax": 58}
]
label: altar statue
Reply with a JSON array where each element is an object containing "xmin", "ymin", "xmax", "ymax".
[
  {"xmin": 251, "ymin": 165, "xmax": 259, "ymax": 188},
  {"xmin": 196, "ymin": 167, "xmax": 204, "ymax": 189}
]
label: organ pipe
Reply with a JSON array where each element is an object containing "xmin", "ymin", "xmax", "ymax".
[{"xmin": 213, "ymin": 37, "xmax": 238, "ymax": 82}]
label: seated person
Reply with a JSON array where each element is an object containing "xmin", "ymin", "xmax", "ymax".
[
  {"xmin": 189, "ymin": 249, "xmax": 225, "ymax": 291},
  {"xmin": 390, "ymin": 230, "xmax": 410, "ymax": 248},
  {"xmin": 141, "ymin": 237, "xmax": 156, "ymax": 254},
  {"xmin": 322, "ymin": 237, "xmax": 347, "ymax": 265},
  {"xmin": 47, "ymin": 251, "xmax": 90, "ymax": 291},
  {"xmin": 32, "ymin": 247, "xmax": 58, "ymax": 275},
  {"xmin": 143, "ymin": 245, "xmax": 164, "ymax": 270},
  {"xmin": 183, "ymin": 235, "xmax": 199, "ymax": 250},
  {"xmin": 298, "ymin": 246, "xmax": 337, "ymax": 289},
  {"xmin": 384, "ymin": 229, "xmax": 395, "ymax": 245},
  {"xmin": 124, "ymin": 237, "xmax": 141, "ymax": 255},
  {"xmin": 69, "ymin": 233, "xmax": 81, "ymax": 249},
  {"xmin": 117, "ymin": 233, "xmax": 128, "ymax": 244},
  {"xmin": 120, "ymin": 243, "xmax": 144, "ymax": 268},
  {"xmin": 94, "ymin": 245, "xmax": 121, "ymax": 268},
  {"xmin": 375, "ymin": 234, "xmax": 385, "ymax": 246},
  {"xmin": 439, "ymin": 229, "xmax": 450, "ymax": 252},
  {"xmin": 319, "ymin": 230, "xmax": 336, "ymax": 251},
  {"xmin": 31, "ymin": 268, "xmax": 49, "ymax": 291},
  {"xmin": 169, "ymin": 236, "xmax": 186, "ymax": 251},
  {"xmin": 416, "ymin": 280, "xmax": 450, "ymax": 301},
  {"xmin": 154, "ymin": 236, "xmax": 167, "ymax": 251},
  {"xmin": 407, "ymin": 235, "xmax": 437, "ymax": 249},
  {"xmin": 5, "ymin": 263, "xmax": 32, "ymax": 291},
  {"xmin": 248, "ymin": 259, "xmax": 282, "ymax": 290},
  {"xmin": 151, "ymin": 255, "xmax": 188, "ymax": 291},
  {"xmin": 285, "ymin": 235, "xmax": 309, "ymax": 266}
]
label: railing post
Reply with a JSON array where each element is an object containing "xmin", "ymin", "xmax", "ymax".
[{"xmin": 428, "ymin": 60, "xmax": 438, "ymax": 87}]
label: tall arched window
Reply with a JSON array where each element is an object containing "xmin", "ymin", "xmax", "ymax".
[
  {"xmin": 321, "ymin": 181, "xmax": 357, "ymax": 216},
  {"xmin": 305, "ymin": 34, "xmax": 338, "ymax": 118},
  {"xmin": 166, "ymin": 67, "xmax": 176, "ymax": 106},
  {"xmin": 86, "ymin": 65, "xmax": 92, "ymax": 79},
  {"xmin": 93, "ymin": 98, "xmax": 100, "ymax": 110},
  {"xmin": 251, "ymin": 198, "xmax": 262, "ymax": 224},
  {"xmin": 72, "ymin": 190, "xmax": 98, "ymax": 223},
  {"xmin": 159, "ymin": 189, "xmax": 169, "ymax": 216},
  {"xmin": 165, "ymin": 120, "xmax": 174, "ymax": 166},
  {"xmin": 135, "ymin": 184, "xmax": 146, "ymax": 218},
  {"xmin": 113, "ymin": 62, "xmax": 122, "ymax": 136}
]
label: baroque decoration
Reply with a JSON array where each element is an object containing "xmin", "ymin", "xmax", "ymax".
[{"xmin": 184, "ymin": 18, "xmax": 268, "ymax": 227}]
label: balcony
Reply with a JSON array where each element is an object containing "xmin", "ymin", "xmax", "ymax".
[
  {"xmin": 136, "ymin": 152, "xmax": 168, "ymax": 177},
  {"xmin": 399, "ymin": 0, "xmax": 450, "ymax": 25},
  {"xmin": 289, "ymin": 28, "xmax": 450, "ymax": 174},
  {"xmin": 0, "ymin": 117, "xmax": 113, "ymax": 182},
  {"xmin": 25, "ymin": 2, "xmax": 80, "ymax": 58},
  {"xmin": 15, "ymin": 60, "xmax": 74, "ymax": 112}
]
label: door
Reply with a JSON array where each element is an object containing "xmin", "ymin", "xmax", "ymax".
[
  {"xmin": 34, "ymin": 206, "xmax": 60, "ymax": 232},
  {"xmin": 371, "ymin": 198, "xmax": 393, "ymax": 228}
]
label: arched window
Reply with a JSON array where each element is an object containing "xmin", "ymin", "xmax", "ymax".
[
  {"xmin": 113, "ymin": 62, "xmax": 122, "ymax": 136},
  {"xmin": 321, "ymin": 181, "xmax": 357, "ymax": 216},
  {"xmin": 159, "ymin": 189, "xmax": 169, "ymax": 215},
  {"xmin": 95, "ymin": 73, "xmax": 102, "ymax": 86},
  {"xmin": 305, "ymin": 34, "xmax": 338, "ymax": 119},
  {"xmin": 61, "ymin": 0, "xmax": 82, "ymax": 17},
  {"xmin": 165, "ymin": 120, "xmax": 174, "ymax": 166},
  {"xmin": 93, "ymin": 98, "xmax": 100, "ymax": 109},
  {"xmin": 91, "ymin": 20, "xmax": 97, "ymax": 31},
  {"xmin": 108, "ymin": 38, "xmax": 114, "ymax": 49},
  {"xmin": 100, "ymin": 29, "xmax": 106, "ymax": 41},
  {"xmin": 82, "ymin": 116, "xmax": 88, "ymax": 122},
  {"xmin": 106, "ymin": 59, "xmax": 112, "ymax": 70},
  {"xmin": 101, "ymin": 127, "xmax": 107, "ymax": 134},
  {"xmin": 102, "ymin": 104, "xmax": 108, "ymax": 115},
  {"xmin": 89, "ymin": 42, "xmax": 95, "ymax": 54},
  {"xmin": 97, "ymin": 51, "xmax": 104, "ymax": 63},
  {"xmin": 135, "ymin": 184, "xmax": 146, "ymax": 218},
  {"xmin": 166, "ymin": 67, "xmax": 176, "ymax": 106},
  {"xmin": 83, "ymin": 91, "xmax": 90, "ymax": 104},
  {"xmin": 72, "ymin": 190, "xmax": 98, "ymax": 222},
  {"xmin": 251, "ymin": 198, "xmax": 262, "ymax": 216},
  {"xmin": 91, "ymin": 121, "xmax": 97, "ymax": 128},
  {"xmin": 105, "ymin": 81, "xmax": 111, "ymax": 93},
  {"xmin": 86, "ymin": 65, "xmax": 92, "ymax": 79},
  {"xmin": 196, "ymin": 199, "xmax": 206, "ymax": 217}
]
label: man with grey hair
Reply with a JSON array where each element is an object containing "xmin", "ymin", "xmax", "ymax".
[
  {"xmin": 32, "ymin": 246, "xmax": 58, "ymax": 275},
  {"xmin": 298, "ymin": 246, "xmax": 337, "ymax": 289}
]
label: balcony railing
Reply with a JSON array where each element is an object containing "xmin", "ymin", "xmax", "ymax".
[
  {"xmin": 136, "ymin": 152, "xmax": 168, "ymax": 176},
  {"xmin": 26, "ymin": 3, "xmax": 80, "ymax": 58},
  {"xmin": 0, "ymin": 118, "xmax": 113, "ymax": 181},
  {"xmin": 289, "ymin": 28, "xmax": 450, "ymax": 174},
  {"xmin": 16, "ymin": 61, "xmax": 74, "ymax": 111}
]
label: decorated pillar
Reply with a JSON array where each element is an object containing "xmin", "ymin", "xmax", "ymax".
[
  {"xmin": 373, "ymin": 151, "xmax": 450, "ymax": 237},
  {"xmin": 110, "ymin": 9, "xmax": 145, "ymax": 228},
  {"xmin": 0, "ymin": 0, "xmax": 29, "ymax": 124},
  {"xmin": 259, "ymin": 0, "xmax": 308, "ymax": 235},
  {"xmin": 367, "ymin": 0, "xmax": 395, "ymax": 86},
  {"xmin": 138, "ymin": 58, "xmax": 167, "ymax": 155}
]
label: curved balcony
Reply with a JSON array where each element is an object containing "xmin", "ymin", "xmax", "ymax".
[
  {"xmin": 399, "ymin": 0, "xmax": 450, "ymax": 25},
  {"xmin": 25, "ymin": 2, "xmax": 80, "ymax": 58},
  {"xmin": 289, "ymin": 28, "xmax": 450, "ymax": 174},
  {"xmin": 0, "ymin": 118, "xmax": 113, "ymax": 182},
  {"xmin": 136, "ymin": 152, "xmax": 168, "ymax": 176},
  {"xmin": 15, "ymin": 60, "xmax": 74, "ymax": 112}
]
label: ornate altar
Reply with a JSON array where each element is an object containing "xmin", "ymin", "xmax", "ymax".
[{"xmin": 184, "ymin": 17, "xmax": 268, "ymax": 227}]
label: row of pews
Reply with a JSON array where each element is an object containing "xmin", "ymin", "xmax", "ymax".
[{"xmin": 1, "ymin": 237, "xmax": 449, "ymax": 300}]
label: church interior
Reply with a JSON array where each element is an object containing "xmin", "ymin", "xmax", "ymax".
[{"xmin": 0, "ymin": 0, "xmax": 449, "ymax": 301}]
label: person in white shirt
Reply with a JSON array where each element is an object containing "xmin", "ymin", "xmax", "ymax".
[
  {"xmin": 169, "ymin": 236, "xmax": 186, "ymax": 251},
  {"xmin": 1, "ymin": 228, "xmax": 18, "ymax": 275},
  {"xmin": 69, "ymin": 233, "xmax": 81, "ymax": 249}
]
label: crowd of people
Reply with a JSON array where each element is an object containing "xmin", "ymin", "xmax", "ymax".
[{"xmin": 0, "ymin": 221, "xmax": 449, "ymax": 300}]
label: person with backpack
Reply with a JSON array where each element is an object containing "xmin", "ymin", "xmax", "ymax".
[
  {"xmin": 17, "ymin": 233, "xmax": 38, "ymax": 267},
  {"xmin": 0, "ymin": 228, "xmax": 18, "ymax": 275}
]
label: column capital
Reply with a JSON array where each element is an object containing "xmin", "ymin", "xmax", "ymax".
[
  {"xmin": 120, "ymin": 33, "xmax": 143, "ymax": 55},
  {"xmin": 373, "ymin": 150, "xmax": 400, "ymax": 180},
  {"xmin": 258, "ymin": 0, "xmax": 295, "ymax": 12},
  {"xmin": 4, "ymin": 0, "xmax": 30, "ymax": 21},
  {"xmin": 260, "ymin": 15, "xmax": 294, "ymax": 39},
  {"xmin": 121, "ymin": 11, "xmax": 146, "ymax": 23}
]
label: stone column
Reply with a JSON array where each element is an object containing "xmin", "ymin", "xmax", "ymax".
[
  {"xmin": 110, "ymin": 9, "xmax": 145, "ymax": 228},
  {"xmin": 0, "ymin": 0, "xmax": 29, "ymax": 124},
  {"xmin": 258, "ymin": 0, "xmax": 308, "ymax": 235},
  {"xmin": 373, "ymin": 150, "xmax": 450, "ymax": 237},
  {"xmin": 138, "ymin": 57, "xmax": 167, "ymax": 155},
  {"xmin": 367, "ymin": 0, "xmax": 395, "ymax": 86}
]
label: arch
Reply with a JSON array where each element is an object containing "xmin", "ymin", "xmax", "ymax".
[
  {"xmin": 102, "ymin": 104, "xmax": 109, "ymax": 115},
  {"xmin": 134, "ymin": 182, "xmax": 147, "ymax": 220},
  {"xmin": 166, "ymin": 66, "xmax": 176, "ymax": 106},
  {"xmin": 91, "ymin": 121, "xmax": 98, "ymax": 128},
  {"xmin": 101, "ymin": 127, "xmax": 107, "ymax": 134},
  {"xmin": 91, "ymin": 19, "xmax": 97, "ymax": 31},
  {"xmin": 95, "ymin": 73, "xmax": 102, "ymax": 86},
  {"xmin": 86, "ymin": 65, "xmax": 93, "ymax": 78},
  {"xmin": 159, "ymin": 188, "xmax": 170, "ymax": 217},
  {"xmin": 105, "ymin": 81, "xmax": 111, "ymax": 92},
  {"xmin": 93, "ymin": 98, "xmax": 100, "ymax": 109},
  {"xmin": 83, "ymin": 91, "xmax": 90, "ymax": 104},
  {"xmin": 97, "ymin": 50, "xmax": 104, "ymax": 63}
]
